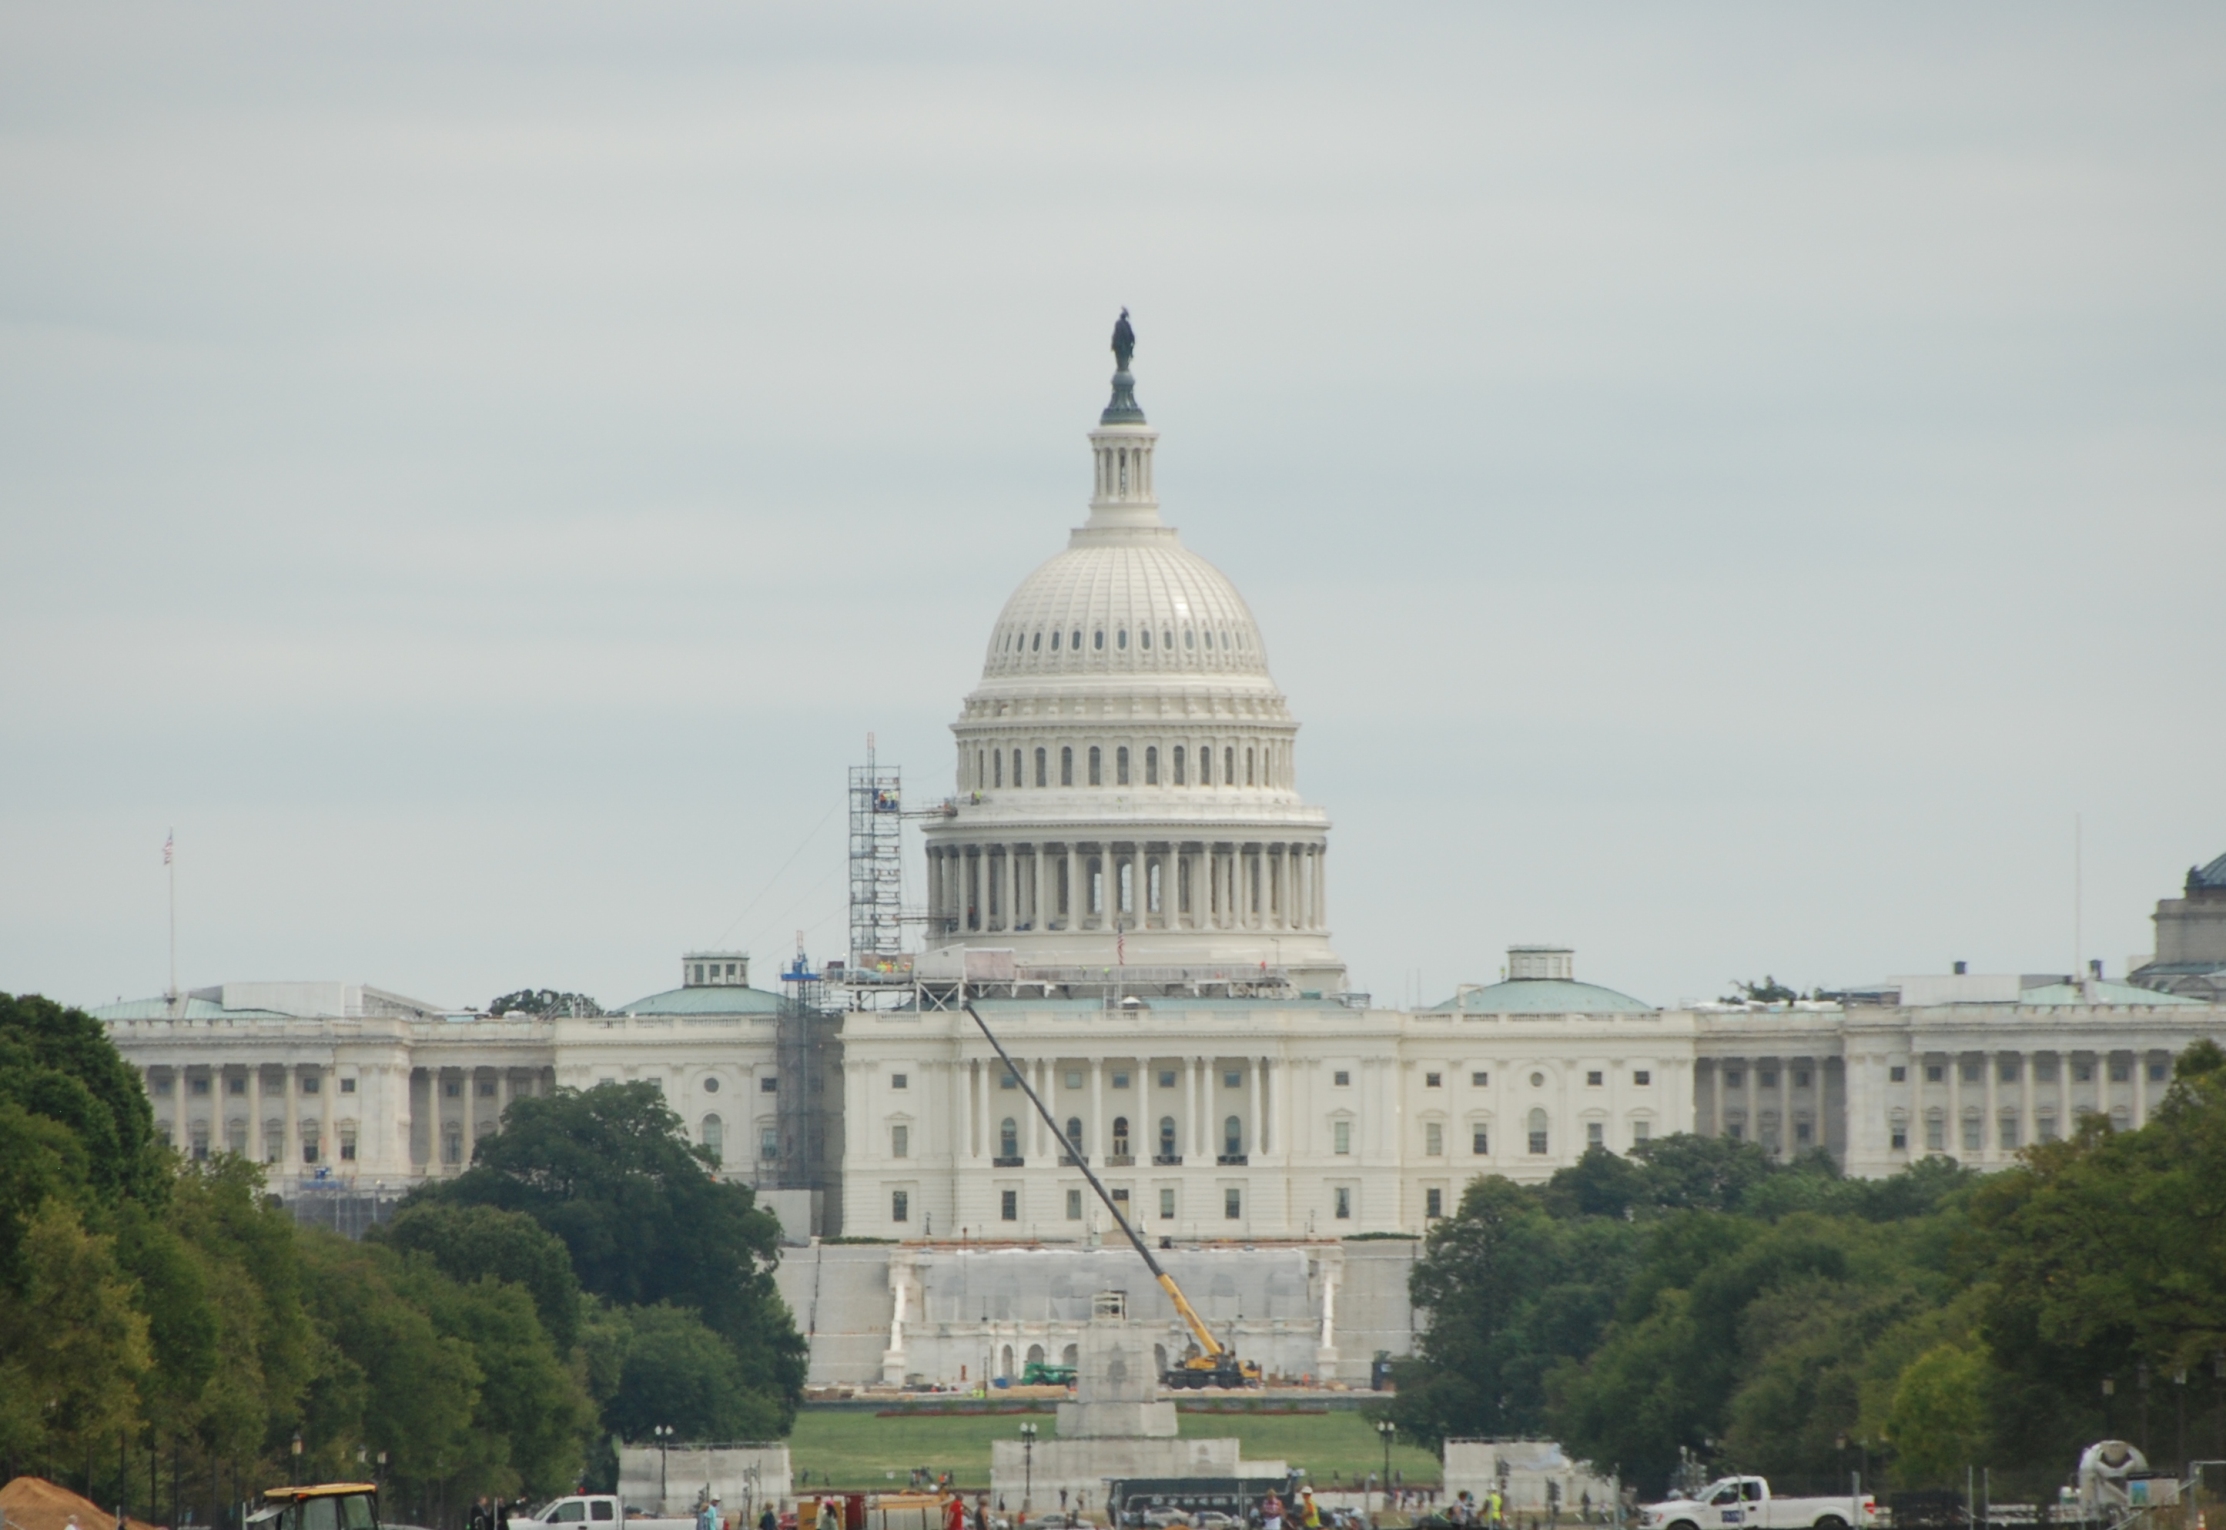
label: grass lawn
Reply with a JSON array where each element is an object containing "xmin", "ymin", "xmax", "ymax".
[{"xmin": 788, "ymin": 1409, "xmax": 1442, "ymax": 1493}]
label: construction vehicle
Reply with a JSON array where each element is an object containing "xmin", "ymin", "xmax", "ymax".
[
  {"xmin": 1019, "ymin": 1360, "xmax": 1077, "ymax": 1387},
  {"xmin": 962, "ymin": 1001, "xmax": 1262, "ymax": 1391},
  {"xmin": 247, "ymin": 1484, "xmax": 381, "ymax": 1530}
]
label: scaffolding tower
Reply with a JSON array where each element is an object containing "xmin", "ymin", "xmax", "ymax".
[{"xmin": 850, "ymin": 734, "xmax": 905, "ymax": 975}]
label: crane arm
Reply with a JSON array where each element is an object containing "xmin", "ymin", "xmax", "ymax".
[{"xmin": 961, "ymin": 1001, "xmax": 1226, "ymax": 1361}]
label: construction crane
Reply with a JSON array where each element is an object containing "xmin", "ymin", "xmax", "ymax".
[{"xmin": 962, "ymin": 1001, "xmax": 1262, "ymax": 1390}]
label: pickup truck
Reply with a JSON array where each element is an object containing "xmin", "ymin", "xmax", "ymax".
[
  {"xmin": 1640, "ymin": 1477, "xmax": 1879, "ymax": 1530},
  {"xmin": 517, "ymin": 1495, "xmax": 699, "ymax": 1530}
]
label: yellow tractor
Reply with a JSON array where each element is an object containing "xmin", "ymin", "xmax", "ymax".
[{"xmin": 248, "ymin": 1485, "xmax": 381, "ymax": 1530}]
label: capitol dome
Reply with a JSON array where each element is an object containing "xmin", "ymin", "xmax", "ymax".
[{"xmin": 920, "ymin": 315, "xmax": 1345, "ymax": 993}]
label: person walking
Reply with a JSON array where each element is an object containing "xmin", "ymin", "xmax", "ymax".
[
  {"xmin": 471, "ymin": 1498, "xmax": 493, "ymax": 1530},
  {"xmin": 945, "ymin": 1493, "xmax": 968, "ymax": 1530},
  {"xmin": 1263, "ymin": 1490, "xmax": 1285, "ymax": 1530}
]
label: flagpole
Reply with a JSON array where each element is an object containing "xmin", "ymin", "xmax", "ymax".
[{"xmin": 166, "ymin": 830, "xmax": 177, "ymax": 1005}]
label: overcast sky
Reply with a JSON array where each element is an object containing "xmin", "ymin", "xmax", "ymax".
[{"xmin": 4, "ymin": 4, "xmax": 2222, "ymax": 1014}]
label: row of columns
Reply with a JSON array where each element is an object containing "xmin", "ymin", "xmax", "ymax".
[
  {"xmin": 928, "ymin": 840, "xmax": 1326, "ymax": 937},
  {"xmin": 959, "ymin": 1054, "xmax": 1278, "ymax": 1164}
]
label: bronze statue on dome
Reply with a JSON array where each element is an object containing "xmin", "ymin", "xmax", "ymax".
[{"xmin": 1111, "ymin": 308, "xmax": 1135, "ymax": 372}]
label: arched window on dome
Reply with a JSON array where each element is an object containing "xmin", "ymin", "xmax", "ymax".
[
  {"xmin": 1035, "ymin": 748, "xmax": 1047, "ymax": 787},
  {"xmin": 1199, "ymin": 746, "xmax": 1212, "ymax": 786},
  {"xmin": 976, "ymin": 750, "xmax": 985, "ymax": 789},
  {"xmin": 1094, "ymin": 629, "xmax": 1104, "ymax": 651},
  {"xmin": 1071, "ymin": 629, "xmax": 1081, "ymax": 651},
  {"xmin": 1051, "ymin": 629, "xmax": 1061, "ymax": 651},
  {"xmin": 1201, "ymin": 629, "xmax": 1212, "ymax": 649},
  {"xmin": 1173, "ymin": 746, "xmax": 1186, "ymax": 785},
  {"xmin": 993, "ymin": 751, "xmax": 1002, "ymax": 788},
  {"xmin": 1247, "ymin": 748, "xmax": 1256, "ymax": 787},
  {"xmin": 1185, "ymin": 628, "xmax": 1195, "ymax": 649},
  {"xmin": 1032, "ymin": 630, "xmax": 1041, "ymax": 652},
  {"xmin": 1118, "ymin": 628, "xmax": 1128, "ymax": 650},
  {"xmin": 1089, "ymin": 746, "xmax": 1101, "ymax": 786},
  {"xmin": 1145, "ymin": 746, "xmax": 1158, "ymax": 785},
  {"xmin": 1116, "ymin": 746, "xmax": 1129, "ymax": 786},
  {"xmin": 1061, "ymin": 746, "xmax": 1074, "ymax": 786},
  {"xmin": 1012, "ymin": 749, "xmax": 1022, "ymax": 788},
  {"xmin": 1140, "ymin": 628, "xmax": 1151, "ymax": 650},
  {"xmin": 1163, "ymin": 629, "xmax": 1173, "ymax": 650},
  {"xmin": 1225, "ymin": 747, "xmax": 1235, "ymax": 786}
]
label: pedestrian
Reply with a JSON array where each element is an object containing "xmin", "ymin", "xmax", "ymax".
[
  {"xmin": 472, "ymin": 1498, "xmax": 493, "ymax": 1530},
  {"xmin": 946, "ymin": 1492, "xmax": 968, "ymax": 1530},
  {"xmin": 761, "ymin": 1509, "xmax": 777, "ymax": 1530},
  {"xmin": 1300, "ymin": 1489, "xmax": 1321, "ymax": 1530},
  {"xmin": 1262, "ymin": 1490, "xmax": 1285, "ymax": 1530},
  {"xmin": 976, "ymin": 1496, "xmax": 991, "ymax": 1530}
]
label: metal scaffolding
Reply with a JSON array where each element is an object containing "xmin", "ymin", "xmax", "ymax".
[{"xmin": 849, "ymin": 734, "xmax": 905, "ymax": 975}]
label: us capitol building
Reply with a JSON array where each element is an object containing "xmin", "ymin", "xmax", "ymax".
[{"xmin": 94, "ymin": 318, "xmax": 2226, "ymax": 1385}]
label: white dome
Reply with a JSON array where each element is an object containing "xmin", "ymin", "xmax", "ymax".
[{"xmin": 979, "ymin": 527, "xmax": 1270, "ymax": 684}]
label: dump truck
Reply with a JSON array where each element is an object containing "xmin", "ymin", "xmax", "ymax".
[{"xmin": 962, "ymin": 1002, "xmax": 1261, "ymax": 1391}]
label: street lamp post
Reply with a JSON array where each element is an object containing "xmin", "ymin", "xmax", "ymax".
[
  {"xmin": 1020, "ymin": 1422, "xmax": 1037, "ymax": 1523},
  {"xmin": 655, "ymin": 1426, "xmax": 675, "ymax": 1514},
  {"xmin": 290, "ymin": 1433, "xmax": 303, "ymax": 1488},
  {"xmin": 1375, "ymin": 1422, "xmax": 1396, "ymax": 1527}
]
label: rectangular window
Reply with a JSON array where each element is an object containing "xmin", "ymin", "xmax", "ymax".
[
  {"xmin": 1890, "ymin": 1065, "xmax": 1907, "ymax": 1083},
  {"xmin": 1586, "ymin": 1121, "xmax": 1605, "ymax": 1147},
  {"xmin": 1723, "ymin": 1069, "xmax": 1743, "ymax": 1089},
  {"xmin": 2038, "ymin": 1114, "xmax": 2059, "ymax": 1143},
  {"xmin": 1795, "ymin": 1070, "xmax": 1811, "ymax": 1089},
  {"xmin": 1158, "ymin": 1188, "xmax": 1175, "ymax": 1219},
  {"xmin": 339, "ymin": 1131, "xmax": 357, "ymax": 1162},
  {"xmin": 760, "ymin": 1127, "xmax": 779, "ymax": 1160},
  {"xmin": 1728, "ymin": 1122, "xmax": 1744, "ymax": 1140},
  {"xmin": 1472, "ymin": 1127, "xmax": 1489, "ymax": 1155},
  {"xmin": 1586, "ymin": 1071, "xmax": 1603, "ymax": 1087},
  {"xmin": 1067, "ymin": 1189, "xmax": 1084, "ymax": 1220},
  {"xmin": 1089, "ymin": 747, "xmax": 1102, "ymax": 786},
  {"xmin": 1223, "ymin": 1069, "xmax": 1241, "ymax": 1089},
  {"xmin": 1112, "ymin": 1072, "xmax": 1130, "ymax": 1089},
  {"xmin": 1925, "ymin": 1117, "xmax": 1945, "ymax": 1152},
  {"xmin": 1425, "ymin": 1072, "xmax": 1442, "ymax": 1088},
  {"xmin": 1158, "ymin": 1069, "xmax": 1176, "ymax": 1088},
  {"xmin": 477, "ymin": 1080, "xmax": 496, "ymax": 1097},
  {"xmin": 2035, "ymin": 1056, "xmax": 2059, "ymax": 1082},
  {"xmin": 301, "ymin": 1075, "xmax": 320, "ymax": 1094},
  {"xmin": 2149, "ymin": 1061, "xmax": 2168, "ymax": 1083},
  {"xmin": 1999, "ymin": 1116, "xmax": 2020, "ymax": 1150},
  {"xmin": 2109, "ymin": 1060, "xmax": 2131, "ymax": 1082},
  {"xmin": 1001, "ymin": 1072, "xmax": 1018, "ymax": 1089},
  {"xmin": 1000, "ymin": 1190, "xmax": 1018, "ymax": 1222},
  {"xmin": 1993, "ymin": 1058, "xmax": 2018, "ymax": 1083},
  {"xmin": 1333, "ymin": 1186, "xmax": 1352, "ymax": 1220},
  {"xmin": 1425, "ymin": 1187, "xmax": 1443, "ymax": 1219},
  {"xmin": 1633, "ymin": 1120, "xmax": 1651, "ymax": 1144},
  {"xmin": 891, "ymin": 1125, "xmax": 909, "ymax": 1159},
  {"xmin": 153, "ymin": 1075, "xmax": 173, "ymax": 1096},
  {"xmin": 1117, "ymin": 746, "xmax": 1130, "ymax": 785},
  {"xmin": 1926, "ymin": 1064, "xmax": 1945, "ymax": 1083},
  {"xmin": 1173, "ymin": 746, "xmax": 1186, "ymax": 785},
  {"xmin": 1795, "ymin": 1120, "xmax": 1812, "ymax": 1143},
  {"xmin": 891, "ymin": 1073, "xmax": 908, "ymax": 1090},
  {"xmin": 1961, "ymin": 1061, "xmax": 1981, "ymax": 1084},
  {"xmin": 1425, "ymin": 1122, "xmax": 1443, "ymax": 1155},
  {"xmin": 1066, "ymin": 1070, "xmax": 1084, "ymax": 1089},
  {"xmin": 2074, "ymin": 1061, "xmax": 2094, "ymax": 1082},
  {"xmin": 1333, "ymin": 1120, "xmax": 1351, "ymax": 1155},
  {"xmin": 228, "ymin": 1076, "xmax": 247, "ymax": 1095},
  {"xmin": 892, "ymin": 1191, "xmax": 909, "ymax": 1223},
  {"xmin": 1471, "ymin": 1071, "xmax": 1488, "ymax": 1086},
  {"xmin": 1891, "ymin": 1123, "xmax": 1908, "ymax": 1151},
  {"xmin": 1333, "ymin": 1070, "xmax": 1351, "ymax": 1086},
  {"xmin": 1633, "ymin": 1070, "xmax": 1651, "ymax": 1086},
  {"xmin": 1529, "ymin": 1124, "xmax": 1549, "ymax": 1155},
  {"xmin": 340, "ymin": 1077, "xmax": 357, "ymax": 1094},
  {"xmin": 1759, "ymin": 1070, "xmax": 1777, "ymax": 1089},
  {"xmin": 191, "ymin": 1077, "xmax": 210, "ymax": 1096},
  {"xmin": 1961, "ymin": 1117, "xmax": 1982, "ymax": 1152},
  {"xmin": 444, "ymin": 1080, "xmax": 462, "ymax": 1097},
  {"xmin": 761, "ymin": 1076, "xmax": 778, "ymax": 1092}
]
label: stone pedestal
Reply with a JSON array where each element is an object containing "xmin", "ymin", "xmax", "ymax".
[{"xmin": 1057, "ymin": 1318, "xmax": 1177, "ymax": 1439}]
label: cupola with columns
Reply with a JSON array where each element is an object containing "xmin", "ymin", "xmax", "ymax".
[{"xmin": 919, "ymin": 313, "xmax": 1345, "ymax": 992}]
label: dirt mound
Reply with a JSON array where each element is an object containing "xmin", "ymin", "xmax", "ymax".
[{"xmin": 0, "ymin": 1476, "xmax": 164, "ymax": 1530}]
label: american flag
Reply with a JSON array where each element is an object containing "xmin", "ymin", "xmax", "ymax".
[{"xmin": 163, "ymin": 831, "xmax": 173, "ymax": 866}]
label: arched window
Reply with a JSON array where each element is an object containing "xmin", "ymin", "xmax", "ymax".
[
  {"xmin": 1203, "ymin": 629, "xmax": 1213, "ymax": 648},
  {"xmin": 1145, "ymin": 746, "xmax": 1158, "ymax": 785},
  {"xmin": 1035, "ymin": 747, "xmax": 1047, "ymax": 787},
  {"xmin": 1117, "ymin": 628, "xmax": 1128, "ymax": 649},
  {"xmin": 1185, "ymin": 628, "xmax": 1195, "ymax": 649},
  {"xmin": 994, "ymin": 751, "xmax": 1003, "ymax": 787},
  {"xmin": 1159, "ymin": 1116, "xmax": 1177, "ymax": 1159},
  {"xmin": 1051, "ymin": 629, "xmax": 1061, "ymax": 650},
  {"xmin": 1001, "ymin": 1344, "xmax": 1015, "ymax": 1378},
  {"xmin": 1117, "ymin": 746, "xmax": 1130, "ymax": 785},
  {"xmin": 1224, "ymin": 747, "xmax": 1235, "ymax": 785},
  {"xmin": 1032, "ymin": 630, "xmax": 1041, "ymax": 651},
  {"xmin": 1224, "ymin": 1116, "xmax": 1243, "ymax": 1158},
  {"xmin": 701, "ymin": 1113, "xmax": 724, "ymax": 1165},
  {"xmin": 1528, "ymin": 1108, "xmax": 1549, "ymax": 1156},
  {"xmin": 760, "ymin": 1124, "xmax": 779, "ymax": 1160},
  {"xmin": 1062, "ymin": 1343, "xmax": 1079, "ymax": 1368},
  {"xmin": 1200, "ymin": 745, "xmax": 1212, "ymax": 785},
  {"xmin": 1012, "ymin": 748, "xmax": 1022, "ymax": 787},
  {"xmin": 1000, "ymin": 1118, "xmax": 1019, "ymax": 1158},
  {"xmin": 1163, "ymin": 630, "xmax": 1172, "ymax": 650},
  {"xmin": 1112, "ymin": 1116, "xmax": 1131, "ymax": 1154},
  {"xmin": 1089, "ymin": 746, "xmax": 1102, "ymax": 785},
  {"xmin": 1246, "ymin": 747, "xmax": 1256, "ymax": 786},
  {"xmin": 1062, "ymin": 746, "xmax": 1074, "ymax": 786},
  {"xmin": 1173, "ymin": 746, "xmax": 1186, "ymax": 785},
  {"xmin": 1065, "ymin": 1117, "xmax": 1084, "ymax": 1156},
  {"xmin": 1027, "ymin": 1342, "xmax": 1046, "ymax": 1367},
  {"xmin": 1094, "ymin": 629, "xmax": 1104, "ymax": 650},
  {"xmin": 1071, "ymin": 629, "xmax": 1081, "ymax": 651},
  {"xmin": 1140, "ymin": 628, "xmax": 1151, "ymax": 649}
]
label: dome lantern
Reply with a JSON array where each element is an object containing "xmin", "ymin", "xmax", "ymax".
[{"xmin": 1087, "ymin": 307, "xmax": 1160, "ymax": 531}]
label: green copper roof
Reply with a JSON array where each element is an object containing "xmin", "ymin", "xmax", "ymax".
[
  {"xmin": 614, "ymin": 985, "xmax": 789, "ymax": 1017},
  {"xmin": 90, "ymin": 995, "xmax": 292, "ymax": 1021},
  {"xmin": 1431, "ymin": 978, "xmax": 1654, "ymax": 1015}
]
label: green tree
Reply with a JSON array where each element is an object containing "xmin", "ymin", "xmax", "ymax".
[
  {"xmin": 1881, "ymin": 1343, "xmax": 1989, "ymax": 1486},
  {"xmin": 380, "ymin": 1202, "xmax": 584, "ymax": 1351},
  {"xmin": 601, "ymin": 1303, "xmax": 786, "ymax": 1443},
  {"xmin": 416, "ymin": 1083, "xmax": 805, "ymax": 1431},
  {"xmin": 0, "ymin": 993, "xmax": 166, "ymax": 1216},
  {"xmin": 0, "ymin": 1199, "xmax": 153, "ymax": 1474}
]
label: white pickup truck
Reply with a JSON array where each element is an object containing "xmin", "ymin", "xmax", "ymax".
[
  {"xmin": 516, "ymin": 1495, "xmax": 699, "ymax": 1530},
  {"xmin": 1640, "ymin": 1477, "xmax": 1879, "ymax": 1530}
]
